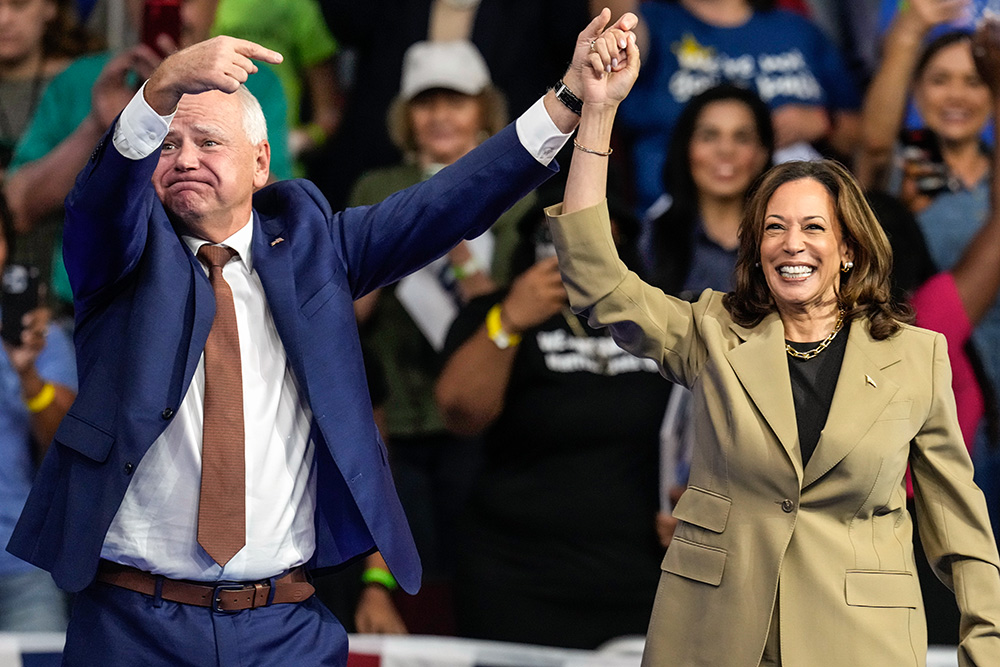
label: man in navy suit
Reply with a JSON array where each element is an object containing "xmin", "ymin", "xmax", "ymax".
[{"xmin": 6, "ymin": 11, "xmax": 638, "ymax": 666}]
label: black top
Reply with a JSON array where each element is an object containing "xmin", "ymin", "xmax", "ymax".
[
  {"xmin": 442, "ymin": 292, "xmax": 669, "ymax": 604},
  {"xmin": 786, "ymin": 322, "xmax": 850, "ymax": 466}
]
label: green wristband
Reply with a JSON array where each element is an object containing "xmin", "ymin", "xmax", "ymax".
[{"xmin": 361, "ymin": 567, "xmax": 398, "ymax": 591}]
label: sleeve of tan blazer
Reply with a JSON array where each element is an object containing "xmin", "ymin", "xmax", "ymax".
[{"xmin": 911, "ymin": 336, "xmax": 1000, "ymax": 665}]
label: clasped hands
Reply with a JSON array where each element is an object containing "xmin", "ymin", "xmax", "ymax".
[{"xmin": 564, "ymin": 8, "xmax": 641, "ymax": 110}]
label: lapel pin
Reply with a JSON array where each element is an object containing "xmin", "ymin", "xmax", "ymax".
[
  {"xmin": 270, "ymin": 237, "xmax": 285, "ymax": 247},
  {"xmin": 865, "ymin": 374, "xmax": 877, "ymax": 388}
]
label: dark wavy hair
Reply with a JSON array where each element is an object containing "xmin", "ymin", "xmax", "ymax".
[{"xmin": 723, "ymin": 160, "xmax": 913, "ymax": 340}]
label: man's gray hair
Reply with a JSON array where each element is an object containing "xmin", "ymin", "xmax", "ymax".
[{"xmin": 235, "ymin": 85, "xmax": 268, "ymax": 145}]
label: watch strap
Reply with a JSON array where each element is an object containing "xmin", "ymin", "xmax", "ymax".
[{"xmin": 553, "ymin": 79, "xmax": 583, "ymax": 117}]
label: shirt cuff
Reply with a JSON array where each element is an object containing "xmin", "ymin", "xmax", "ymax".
[
  {"xmin": 112, "ymin": 82, "xmax": 175, "ymax": 160},
  {"xmin": 515, "ymin": 97, "xmax": 573, "ymax": 166}
]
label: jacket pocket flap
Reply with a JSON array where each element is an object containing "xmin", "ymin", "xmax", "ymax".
[
  {"xmin": 54, "ymin": 414, "xmax": 115, "ymax": 463},
  {"xmin": 300, "ymin": 279, "xmax": 342, "ymax": 318},
  {"xmin": 663, "ymin": 537, "xmax": 726, "ymax": 586},
  {"xmin": 672, "ymin": 486, "xmax": 732, "ymax": 533},
  {"xmin": 845, "ymin": 570, "xmax": 918, "ymax": 608}
]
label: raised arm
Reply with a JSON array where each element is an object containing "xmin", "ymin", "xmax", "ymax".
[
  {"xmin": 563, "ymin": 9, "xmax": 640, "ymax": 215},
  {"xmin": 856, "ymin": 0, "xmax": 967, "ymax": 189},
  {"xmin": 143, "ymin": 36, "xmax": 283, "ymax": 114}
]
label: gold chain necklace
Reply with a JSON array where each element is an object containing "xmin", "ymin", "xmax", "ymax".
[{"xmin": 785, "ymin": 308, "xmax": 846, "ymax": 360}]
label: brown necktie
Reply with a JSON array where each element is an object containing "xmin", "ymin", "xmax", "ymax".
[{"xmin": 196, "ymin": 244, "xmax": 245, "ymax": 566}]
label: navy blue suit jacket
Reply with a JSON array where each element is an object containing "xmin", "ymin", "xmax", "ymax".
[{"xmin": 7, "ymin": 121, "xmax": 554, "ymax": 593}]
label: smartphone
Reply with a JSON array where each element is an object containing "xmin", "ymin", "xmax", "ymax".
[
  {"xmin": 142, "ymin": 0, "xmax": 181, "ymax": 58},
  {"xmin": 899, "ymin": 127, "xmax": 951, "ymax": 196},
  {"xmin": 1, "ymin": 264, "xmax": 40, "ymax": 347}
]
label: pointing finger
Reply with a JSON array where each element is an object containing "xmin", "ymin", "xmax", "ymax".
[{"xmin": 233, "ymin": 38, "xmax": 283, "ymax": 65}]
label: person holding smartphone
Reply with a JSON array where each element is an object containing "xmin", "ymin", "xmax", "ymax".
[{"xmin": 0, "ymin": 191, "xmax": 75, "ymax": 631}]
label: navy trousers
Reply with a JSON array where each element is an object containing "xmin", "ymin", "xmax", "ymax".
[{"xmin": 62, "ymin": 581, "xmax": 348, "ymax": 666}]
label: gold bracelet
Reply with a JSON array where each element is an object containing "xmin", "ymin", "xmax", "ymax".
[
  {"xmin": 25, "ymin": 382, "xmax": 56, "ymax": 413},
  {"xmin": 572, "ymin": 139, "xmax": 612, "ymax": 157}
]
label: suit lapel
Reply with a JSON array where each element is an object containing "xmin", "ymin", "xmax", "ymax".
[
  {"xmin": 185, "ymin": 243, "xmax": 215, "ymax": 392},
  {"xmin": 250, "ymin": 212, "xmax": 305, "ymax": 385},
  {"xmin": 725, "ymin": 312, "xmax": 803, "ymax": 482},
  {"xmin": 801, "ymin": 322, "xmax": 900, "ymax": 489}
]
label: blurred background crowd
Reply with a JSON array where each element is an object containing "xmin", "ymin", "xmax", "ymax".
[{"xmin": 1, "ymin": 0, "xmax": 1000, "ymax": 652}]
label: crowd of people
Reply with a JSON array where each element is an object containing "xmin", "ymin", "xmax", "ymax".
[{"xmin": 0, "ymin": 0, "xmax": 999, "ymax": 664}]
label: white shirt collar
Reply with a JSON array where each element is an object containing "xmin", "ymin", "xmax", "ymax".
[{"xmin": 182, "ymin": 213, "xmax": 255, "ymax": 272}]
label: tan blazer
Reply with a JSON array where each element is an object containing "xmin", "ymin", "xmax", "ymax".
[{"xmin": 546, "ymin": 202, "xmax": 1000, "ymax": 667}]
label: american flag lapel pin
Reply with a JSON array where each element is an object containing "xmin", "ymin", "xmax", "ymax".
[{"xmin": 270, "ymin": 237, "xmax": 285, "ymax": 247}]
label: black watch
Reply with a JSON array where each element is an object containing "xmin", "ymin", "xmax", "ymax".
[{"xmin": 553, "ymin": 79, "xmax": 583, "ymax": 116}]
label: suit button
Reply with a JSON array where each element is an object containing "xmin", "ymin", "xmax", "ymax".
[
  {"xmin": 124, "ymin": 462, "xmax": 134, "ymax": 475},
  {"xmin": 161, "ymin": 408, "xmax": 174, "ymax": 420},
  {"xmin": 781, "ymin": 499, "xmax": 795, "ymax": 513}
]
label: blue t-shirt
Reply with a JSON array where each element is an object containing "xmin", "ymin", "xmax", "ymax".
[
  {"xmin": 620, "ymin": 3, "xmax": 862, "ymax": 213},
  {"xmin": 0, "ymin": 321, "xmax": 76, "ymax": 575}
]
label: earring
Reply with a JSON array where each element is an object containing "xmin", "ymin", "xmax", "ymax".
[
  {"xmin": 841, "ymin": 261, "xmax": 854, "ymax": 273},
  {"xmin": 755, "ymin": 261, "xmax": 761, "ymax": 268}
]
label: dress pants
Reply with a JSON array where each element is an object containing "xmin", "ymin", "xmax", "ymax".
[{"xmin": 62, "ymin": 579, "xmax": 347, "ymax": 666}]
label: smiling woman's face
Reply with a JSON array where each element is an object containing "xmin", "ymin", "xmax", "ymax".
[
  {"xmin": 913, "ymin": 40, "xmax": 991, "ymax": 147},
  {"xmin": 688, "ymin": 99, "xmax": 769, "ymax": 203},
  {"xmin": 759, "ymin": 178, "xmax": 851, "ymax": 317}
]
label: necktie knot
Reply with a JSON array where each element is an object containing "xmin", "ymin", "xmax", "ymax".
[{"xmin": 197, "ymin": 244, "xmax": 237, "ymax": 271}]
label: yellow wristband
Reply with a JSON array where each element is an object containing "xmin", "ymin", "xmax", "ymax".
[
  {"xmin": 361, "ymin": 567, "xmax": 398, "ymax": 591},
  {"xmin": 486, "ymin": 303, "xmax": 521, "ymax": 349},
  {"xmin": 25, "ymin": 382, "xmax": 56, "ymax": 413}
]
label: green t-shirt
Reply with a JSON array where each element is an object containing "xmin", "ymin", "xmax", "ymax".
[
  {"xmin": 10, "ymin": 50, "xmax": 292, "ymax": 304},
  {"xmin": 211, "ymin": 0, "xmax": 337, "ymax": 129}
]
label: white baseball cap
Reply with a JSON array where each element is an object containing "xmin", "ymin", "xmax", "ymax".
[{"xmin": 399, "ymin": 40, "xmax": 492, "ymax": 101}]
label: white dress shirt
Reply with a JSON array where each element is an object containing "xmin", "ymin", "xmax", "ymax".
[
  {"xmin": 100, "ymin": 82, "xmax": 573, "ymax": 582},
  {"xmin": 101, "ymin": 221, "xmax": 317, "ymax": 581}
]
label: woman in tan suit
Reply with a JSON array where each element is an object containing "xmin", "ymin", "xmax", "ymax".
[{"xmin": 542, "ymin": 14, "xmax": 1000, "ymax": 667}]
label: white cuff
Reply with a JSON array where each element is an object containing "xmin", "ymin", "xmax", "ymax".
[
  {"xmin": 515, "ymin": 97, "xmax": 573, "ymax": 166},
  {"xmin": 112, "ymin": 81, "xmax": 175, "ymax": 160}
]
